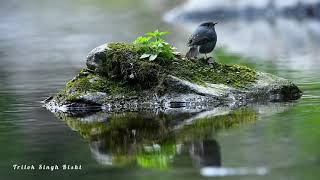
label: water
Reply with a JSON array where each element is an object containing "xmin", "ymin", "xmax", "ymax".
[{"xmin": 1, "ymin": 0, "xmax": 320, "ymax": 179}]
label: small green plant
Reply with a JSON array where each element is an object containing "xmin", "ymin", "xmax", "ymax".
[{"xmin": 133, "ymin": 30, "xmax": 175, "ymax": 61}]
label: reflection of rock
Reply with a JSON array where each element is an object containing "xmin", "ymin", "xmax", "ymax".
[
  {"xmin": 54, "ymin": 103, "xmax": 294, "ymax": 169},
  {"xmin": 251, "ymin": 102, "xmax": 294, "ymax": 115},
  {"xmin": 190, "ymin": 140, "xmax": 221, "ymax": 168},
  {"xmin": 54, "ymin": 102, "xmax": 294, "ymax": 169},
  {"xmin": 89, "ymin": 138, "xmax": 137, "ymax": 166},
  {"xmin": 90, "ymin": 139, "xmax": 113, "ymax": 165},
  {"xmin": 55, "ymin": 106, "xmax": 259, "ymax": 168}
]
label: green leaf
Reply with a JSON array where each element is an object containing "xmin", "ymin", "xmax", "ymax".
[
  {"xmin": 133, "ymin": 36, "xmax": 151, "ymax": 45},
  {"xmin": 160, "ymin": 31, "xmax": 169, "ymax": 36},
  {"xmin": 140, "ymin": 54, "xmax": 151, "ymax": 59},
  {"xmin": 146, "ymin": 32, "xmax": 154, "ymax": 36},
  {"xmin": 134, "ymin": 30, "xmax": 174, "ymax": 61},
  {"xmin": 149, "ymin": 54, "xmax": 157, "ymax": 61}
]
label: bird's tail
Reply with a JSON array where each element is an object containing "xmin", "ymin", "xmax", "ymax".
[{"xmin": 186, "ymin": 46, "xmax": 199, "ymax": 59}]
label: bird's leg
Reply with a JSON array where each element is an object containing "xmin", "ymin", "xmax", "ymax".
[{"xmin": 204, "ymin": 54, "xmax": 208, "ymax": 59}]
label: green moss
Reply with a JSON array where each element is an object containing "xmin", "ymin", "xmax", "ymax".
[
  {"xmin": 66, "ymin": 76, "xmax": 90, "ymax": 91},
  {"xmin": 106, "ymin": 42, "xmax": 139, "ymax": 63},
  {"xmin": 98, "ymin": 43, "xmax": 162, "ymax": 89},
  {"xmin": 105, "ymin": 43, "xmax": 256, "ymax": 89},
  {"xmin": 57, "ymin": 69, "xmax": 139, "ymax": 103},
  {"xmin": 108, "ymin": 42, "xmax": 139, "ymax": 54},
  {"xmin": 65, "ymin": 92, "xmax": 82, "ymax": 102},
  {"xmin": 169, "ymin": 58, "xmax": 256, "ymax": 88}
]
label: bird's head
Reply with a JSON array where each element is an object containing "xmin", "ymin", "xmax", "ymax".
[{"xmin": 200, "ymin": 21, "xmax": 218, "ymax": 29}]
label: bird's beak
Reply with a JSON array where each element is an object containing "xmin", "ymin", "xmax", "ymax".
[{"xmin": 214, "ymin": 22, "xmax": 218, "ymax": 25}]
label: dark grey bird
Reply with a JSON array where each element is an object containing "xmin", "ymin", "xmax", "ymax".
[{"xmin": 186, "ymin": 22, "xmax": 218, "ymax": 59}]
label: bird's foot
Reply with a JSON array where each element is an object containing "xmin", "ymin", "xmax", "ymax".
[
  {"xmin": 207, "ymin": 57, "xmax": 215, "ymax": 68},
  {"xmin": 187, "ymin": 57, "xmax": 198, "ymax": 62}
]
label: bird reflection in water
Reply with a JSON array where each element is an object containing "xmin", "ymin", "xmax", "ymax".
[{"xmin": 189, "ymin": 139, "xmax": 221, "ymax": 168}]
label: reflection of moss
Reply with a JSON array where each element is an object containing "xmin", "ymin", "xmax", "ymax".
[
  {"xmin": 136, "ymin": 142, "xmax": 176, "ymax": 170},
  {"xmin": 111, "ymin": 155, "xmax": 136, "ymax": 166},
  {"xmin": 176, "ymin": 108, "xmax": 257, "ymax": 141},
  {"xmin": 57, "ymin": 108, "xmax": 257, "ymax": 169},
  {"xmin": 63, "ymin": 116, "xmax": 109, "ymax": 139},
  {"xmin": 59, "ymin": 112, "xmax": 171, "ymax": 141}
]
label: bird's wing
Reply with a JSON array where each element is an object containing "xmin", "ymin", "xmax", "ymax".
[
  {"xmin": 187, "ymin": 27, "xmax": 212, "ymax": 46},
  {"xmin": 188, "ymin": 35, "xmax": 211, "ymax": 46}
]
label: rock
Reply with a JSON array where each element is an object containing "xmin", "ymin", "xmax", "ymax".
[
  {"xmin": 44, "ymin": 42, "xmax": 302, "ymax": 114},
  {"xmin": 86, "ymin": 44, "xmax": 108, "ymax": 73}
]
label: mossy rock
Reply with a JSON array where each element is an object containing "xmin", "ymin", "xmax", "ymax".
[{"xmin": 44, "ymin": 42, "xmax": 302, "ymax": 113}]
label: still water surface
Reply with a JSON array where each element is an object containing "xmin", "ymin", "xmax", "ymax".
[{"xmin": 0, "ymin": 0, "xmax": 320, "ymax": 179}]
